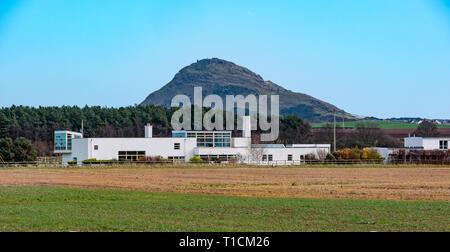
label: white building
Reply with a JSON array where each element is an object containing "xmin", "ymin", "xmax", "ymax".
[
  {"xmin": 55, "ymin": 117, "xmax": 331, "ymax": 165},
  {"xmin": 404, "ymin": 136, "xmax": 449, "ymax": 150}
]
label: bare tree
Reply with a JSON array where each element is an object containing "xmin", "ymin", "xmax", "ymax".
[
  {"xmin": 316, "ymin": 149, "xmax": 328, "ymax": 160},
  {"xmin": 248, "ymin": 147, "xmax": 266, "ymax": 164},
  {"xmin": 414, "ymin": 121, "xmax": 439, "ymax": 137},
  {"xmin": 235, "ymin": 153, "xmax": 246, "ymax": 164}
]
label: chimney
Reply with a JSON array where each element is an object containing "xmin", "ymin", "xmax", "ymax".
[
  {"xmin": 145, "ymin": 123, "xmax": 153, "ymax": 138},
  {"xmin": 243, "ymin": 116, "xmax": 251, "ymax": 138}
]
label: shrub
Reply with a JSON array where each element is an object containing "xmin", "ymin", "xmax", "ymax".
[
  {"xmin": 336, "ymin": 148, "xmax": 362, "ymax": 160},
  {"xmin": 138, "ymin": 156, "xmax": 168, "ymax": 162},
  {"xmin": 325, "ymin": 153, "xmax": 337, "ymax": 161},
  {"xmin": 189, "ymin": 156, "xmax": 204, "ymax": 163},
  {"xmin": 82, "ymin": 159, "xmax": 113, "ymax": 164},
  {"xmin": 361, "ymin": 148, "xmax": 382, "ymax": 160},
  {"xmin": 228, "ymin": 157, "xmax": 239, "ymax": 164},
  {"xmin": 304, "ymin": 154, "xmax": 317, "ymax": 161}
]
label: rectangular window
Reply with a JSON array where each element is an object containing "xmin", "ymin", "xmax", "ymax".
[
  {"xmin": 67, "ymin": 134, "xmax": 72, "ymax": 150},
  {"xmin": 288, "ymin": 155, "xmax": 293, "ymax": 161},
  {"xmin": 189, "ymin": 131, "xmax": 232, "ymax": 148},
  {"xmin": 173, "ymin": 132, "xmax": 187, "ymax": 138},
  {"xmin": 168, "ymin": 156, "xmax": 185, "ymax": 162},
  {"xmin": 174, "ymin": 143, "xmax": 181, "ymax": 150},
  {"xmin": 440, "ymin": 141, "xmax": 449, "ymax": 150},
  {"xmin": 118, "ymin": 151, "xmax": 146, "ymax": 161},
  {"xmin": 94, "ymin": 145, "xmax": 99, "ymax": 150},
  {"xmin": 268, "ymin": 155, "xmax": 273, "ymax": 161},
  {"xmin": 262, "ymin": 155, "xmax": 268, "ymax": 161}
]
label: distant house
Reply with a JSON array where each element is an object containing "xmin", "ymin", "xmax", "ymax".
[{"xmin": 404, "ymin": 137, "xmax": 450, "ymax": 150}]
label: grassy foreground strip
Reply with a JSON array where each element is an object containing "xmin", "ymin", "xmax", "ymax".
[
  {"xmin": 1, "ymin": 164, "xmax": 449, "ymax": 170},
  {"xmin": 0, "ymin": 186, "xmax": 448, "ymax": 232}
]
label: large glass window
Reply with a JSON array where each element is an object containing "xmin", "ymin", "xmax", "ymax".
[
  {"xmin": 54, "ymin": 132, "xmax": 81, "ymax": 151},
  {"xmin": 55, "ymin": 133, "xmax": 67, "ymax": 151},
  {"xmin": 173, "ymin": 132, "xmax": 187, "ymax": 138},
  {"xmin": 181, "ymin": 131, "xmax": 231, "ymax": 148}
]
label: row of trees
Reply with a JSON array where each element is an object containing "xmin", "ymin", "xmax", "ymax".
[
  {"xmin": 0, "ymin": 105, "xmax": 317, "ymax": 156},
  {"xmin": 0, "ymin": 137, "xmax": 37, "ymax": 162},
  {"xmin": 308, "ymin": 123, "xmax": 402, "ymax": 149},
  {"xmin": 0, "ymin": 105, "xmax": 173, "ymax": 156}
]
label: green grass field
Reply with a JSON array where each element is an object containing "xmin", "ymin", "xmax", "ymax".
[
  {"xmin": 0, "ymin": 186, "xmax": 448, "ymax": 232},
  {"xmin": 311, "ymin": 121, "xmax": 450, "ymax": 130}
]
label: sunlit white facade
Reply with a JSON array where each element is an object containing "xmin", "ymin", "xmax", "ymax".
[
  {"xmin": 404, "ymin": 137, "xmax": 450, "ymax": 150},
  {"xmin": 55, "ymin": 116, "xmax": 330, "ymax": 165}
]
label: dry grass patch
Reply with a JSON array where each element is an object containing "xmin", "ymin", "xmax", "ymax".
[{"xmin": 0, "ymin": 166, "xmax": 448, "ymax": 201}]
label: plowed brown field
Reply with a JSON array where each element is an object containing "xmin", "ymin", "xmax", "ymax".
[{"xmin": 0, "ymin": 167, "xmax": 449, "ymax": 201}]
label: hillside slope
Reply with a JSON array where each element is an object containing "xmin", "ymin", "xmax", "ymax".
[{"xmin": 141, "ymin": 58, "xmax": 357, "ymax": 122}]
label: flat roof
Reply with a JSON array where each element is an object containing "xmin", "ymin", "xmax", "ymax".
[
  {"xmin": 286, "ymin": 144, "xmax": 331, "ymax": 148},
  {"xmin": 172, "ymin": 130, "xmax": 232, "ymax": 133},
  {"xmin": 54, "ymin": 130, "xmax": 82, "ymax": 135},
  {"xmin": 252, "ymin": 144, "xmax": 285, "ymax": 148},
  {"xmin": 405, "ymin": 137, "xmax": 450, "ymax": 139}
]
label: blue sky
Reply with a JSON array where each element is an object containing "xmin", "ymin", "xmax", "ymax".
[{"xmin": 0, "ymin": 0, "xmax": 449, "ymax": 119}]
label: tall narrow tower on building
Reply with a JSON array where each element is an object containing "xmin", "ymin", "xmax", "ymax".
[
  {"xmin": 243, "ymin": 116, "xmax": 252, "ymax": 138},
  {"xmin": 145, "ymin": 123, "xmax": 153, "ymax": 138}
]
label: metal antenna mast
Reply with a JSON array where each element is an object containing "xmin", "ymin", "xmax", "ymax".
[{"xmin": 333, "ymin": 110, "xmax": 337, "ymax": 153}]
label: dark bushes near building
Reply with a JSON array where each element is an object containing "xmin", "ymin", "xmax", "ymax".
[
  {"xmin": 389, "ymin": 149, "xmax": 450, "ymax": 165},
  {"xmin": 325, "ymin": 153, "xmax": 337, "ymax": 161}
]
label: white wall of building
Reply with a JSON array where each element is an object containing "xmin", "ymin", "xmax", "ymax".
[
  {"xmin": 56, "ymin": 117, "xmax": 331, "ymax": 165},
  {"xmin": 404, "ymin": 137, "xmax": 423, "ymax": 149},
  {"xmin": 422, "ymin": 138, "xmax": 448, "ymax": 150},
  {"xmin": 258, "ymin": 146, "xmax": 330, "ymax": 161},
  {"xmin": 195, "ymin": 145, "xmax": 331, "ymax": 163},
  {"xmin": 64, "ymin": 137, "xmax": 197, "ymax": 164},
  {"xmin": 404, "ymin": 137, "xmax": 450, "ymax": 150},
  {"xmin": 232, "ymin": 137, "xmax": 251, "ymax": 148}
]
